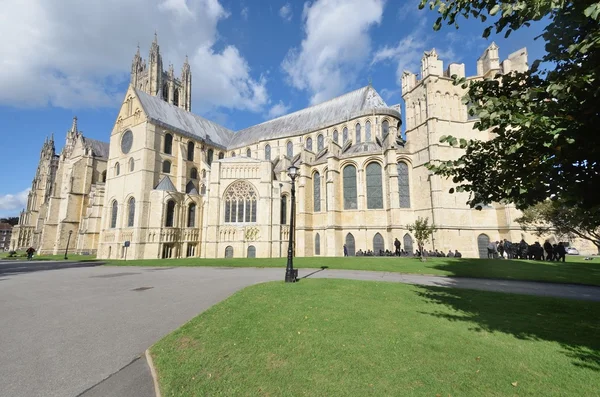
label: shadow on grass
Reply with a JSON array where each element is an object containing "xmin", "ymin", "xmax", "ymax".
[
  {"xmin": 423, "ymin": 257, "xmax": 600, "ymax": 286},
  {"xmin": 414, "ymin": 284, "xmax": 600, "ymax": 371},
  {"xmin": 0, "ymin": 260, "xmax": 103, "ymax": 277}
]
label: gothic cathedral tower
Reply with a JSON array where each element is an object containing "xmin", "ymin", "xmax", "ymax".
[{"xmin": 129, "ymin": 33, "xmax": 192, "ymax": 111}]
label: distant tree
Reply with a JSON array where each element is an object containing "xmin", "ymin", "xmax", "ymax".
[
  {"xmin": 0, "ymin": 217, "xmax": 19, "ymax": 226},
  {"xmin": 516, "ymin": 199, "xmax": 600, "ymax": 254},
  {"xmin": 407, "ymin": 217, "xmax": 437, "ymax": 261},
  {"xmin": 422, "ymin": 0, "xmax": 600, "ymax": 224}
]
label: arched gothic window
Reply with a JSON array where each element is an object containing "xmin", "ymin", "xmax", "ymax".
[
  {"xmin": 207, "ymin": 149, "xmax": 214, "ymax": 166},
  {"xmin": 355, "ymin": 123, "xmax": 361, "ymax": 143},
  {"xmin": 365, "ymin": 121, "xmax": 372, "ymax": 141},
  {"xmin": 343, "ymin": 165, "xmax": 357, "ymax": 209},
  {"xmin": 366, "ymin": 162, "xmax": 383, "ymax": 209},
  {"xmin": 373, "ymin": 233, "xmax": 384, "ymax": 254},
  {"xmin": 403, "ymin": 234, "xmax": 414, "ymax": 254},
  {"xmin": 477, "ymin": 234, "xmax": 490, "ymax": 259},
  {"xmin": 129, "ymin": 158, "xmax": 135, "ymax": 172},
  {"xmin": 343, "ymin": 127, "xmax": 348, "ymax": 144},
  {"xmin": 247, "ymin": 245, "xmax": 256, "ymax": 258},
  {"xmin": 265, "ymin": 144, "xmax": 271, "ymax": 160},
  {"xmin": 187, "ymin": 141, "xmax": 194, "ymax": 161},
  {"xmin": 173, "ymin": 89, "xmax": 179, "ymax": 107},
  {"xmin": 218, "ymin": 152, "xmax": 224, "ymax": 160},
  {"xmin": 165, "ymin": 200, "xmax": 176, "ymax": 227},
  {"xmin": 190, "ymin": 168, "xmax": 198, "ymax": 179},
  {"xmin": 115, "ymin": 162, "xmax": 120, "ymax": 176},
  {"xmin": 313, "ymin": 171, "xmax": 321, "ymax": 212},
  {"xmin": 201, "ymin": 169, "xmax": 206, "ymax": 178},
  {"xmin": 127, "ymin": 197, "xmax": 135, "ymax": 227},
  {"xmin": 225, "ymin": 246, "xmax": 233, "ymax": 258},
  {"xmin": 164, "ymin": 133, "xmax": 173, "ymax": 155},
  {"xmin": 397, "ymin": 162, "xmax": 411, "ymax": 208},
  {"xmin": 317, "ymin": 134, "xmax": 324, "ymax": 151},
  {"xmin": 246, "ymin": 148, "xmax": 251, "ymax": 157},
  {"xmin": 231, "ymin": 152, "xmax": 236, "ymax": 157},
  {"xmin": 101, "ymin": 171, "xmax": 107, "ymax": 183},
  {"xmin": 200, "ymin": 184, "xmax": 206, "ymax": 195},
  {"xmin": 224, "ymin": 181, "xmax": 258, "ymax": 223},
  {"xmin": 162, "ymin": 160, "xmax": 171, "ymax": 174},
  {"xmin": 382, "ymin": 120, "xmax": 389, "ymax": 139},
  {"xmin": 345, "ymin": 233, "xmax": 356, "ymax": 256},
  {"xmin": 188, "ymin": 203, "xmax": 196, "ymax": 227},
  {"xmin": 306, "ymin": 137, "xmax": 313, "ymax": 151},
  {"xmin": 287, "ymin": 141, "xmax": 293, "ymax": 158},
  {"xmin": 333, "ymin": 130, "xmax": 339, "ymax": 144},
  {"xmin": 280, "ymin": 195, "xmax": 287, "ymax": 224},
  {"xmin": 110, "ymin": 200, "xmax": 118, "ymax": 228},
  {"xmin": 162, "ymin": 83, "xmax": 169, "ymax": 102},
  {"xmin": 315, "ymin": 233, "xmax": 321, "ymax": 255}
]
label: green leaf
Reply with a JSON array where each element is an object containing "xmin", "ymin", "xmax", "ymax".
[{"xmin": 489, "ymin": 5, "xmax": 500, "ymax": 16}]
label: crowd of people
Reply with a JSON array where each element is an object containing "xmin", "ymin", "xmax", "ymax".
[
  {"xmin": 486, "ymin": 239, "xmax": 567, "ymax": 262},
  {"xmin": 343, "ymin": 238, "xmax": 462, "ymax": 258}
]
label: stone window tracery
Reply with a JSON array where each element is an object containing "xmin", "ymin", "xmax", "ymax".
[
  {"xmin": 165, "ymin": 200, "xmax": 176, "ymax": 227},
  {"xmin": 280, "ymin": 195, "xmax": 287, "ymax": 224},
  {"xmin": 207, "ymin": 149, "xmax": 214, "ymax": 166},
  {"xmin": 343, "ymin": 127, "xmax": 348, "ymax": 144},
  {"xmin": 306, "ymin": 137, "xmax": 313, "ymax": 151},
  {"xmin": 164, "ymin": 133, "xmax": 173, "ymax": 155},
  {"xmin": 190, "ymin": 168, "xmax": 198, "ymax": 179},
  {"xmin": 333, "ymin": 130, "xmax": 339, "ymax": 144},
  {"xmin": 110, "ymin": 200, "xmax": 118, "ymax": 228},
  {"xmin": 287, "ymin": 141, "xmax": 293, "ymax": 158},
  {"xmin": 224, "ymin": 181, "xmax": 258, "ymax": 223},
  {"xmin": 188, "ymin": 203, "xmax": 196, "ymax": 227},
  {"xmin": 317, "ymin": 134, "xmax": 324, "ymax": 151},
  {"xmin": 382, "ymin": 120, "xmax": 389, "ymax": 139},
  {"xmin": 246, "ymin": 148, "xmax": 251, "ymax": 157},
  {"xmin": 365, "ymin": 121, "xmax": 372, "ymax": 141},
  {"xmin": 265, "ymin": 144, "xmax": 271, "ymax": 160},
  {"xmin": 187, "ymin": 141, "xmax": 194, "ymax": 161},
  {"xmin": 355, "ymin": 123, "xmax": 361, "ymax": 143}
]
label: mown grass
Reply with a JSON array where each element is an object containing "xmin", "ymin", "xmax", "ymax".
[
  {"xmin": 105, "ymin": 255, "xmax": 600, "ymax": 286},
  {"xmin": 0, "ymin": 250, "xmax": 96, "ymax": 261},
  {"xmin": 151, "ymin": 279, "xmax": 600, "ymax": 396}
]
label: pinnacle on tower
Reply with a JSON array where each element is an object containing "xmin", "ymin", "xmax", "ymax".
[{"xmin": 70, "ymin": 116, "xmax": 78, "ymax": 133}]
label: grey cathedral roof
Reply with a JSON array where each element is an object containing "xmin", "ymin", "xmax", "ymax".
[
  {"xmin": 135, "ymin": 85, "xmax": 397, "ymax": 151},
  {"xmin": 81, "ymin": 137, "xmax": 110, "ymax": 160}
]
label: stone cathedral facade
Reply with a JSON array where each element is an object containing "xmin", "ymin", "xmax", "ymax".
[{"xmin": 15, "ymin": 37, "xmax": 558, "ymax": 259}]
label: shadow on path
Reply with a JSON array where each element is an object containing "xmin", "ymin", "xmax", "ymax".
[{"xmin": 0, "ymin": 260, "xmax": 103, "ymax": 277}]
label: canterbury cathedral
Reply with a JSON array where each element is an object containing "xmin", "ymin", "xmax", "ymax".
[{"xmin": 12, "ymin": 35, "xmax": 547, "ymax": 259}]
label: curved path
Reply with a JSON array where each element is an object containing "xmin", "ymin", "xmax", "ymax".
[{"xmin": 1, "ymin": 262, "xmax": 598, "ymax": 397}]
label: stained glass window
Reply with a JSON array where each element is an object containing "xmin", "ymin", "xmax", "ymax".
[
  {"xmin": 355, "ymin": 123, "xmax": 361, "ymax": 143},
  {"xmin": 382, "ymin": 120, "xmax": 389, "ymax": 139},
  {"xmin": 165, "ymin": 200, "xmax": 175, "ymax": 227},
  {"xmin": 190, "ymin": 168, "xmax": 198, "ymax": 179},
  {"xmin": 317, "ymin": 134, "xmax": 324, "ymax": 151},
  {"xmin": 265, "ymin": 144, "xmax": 271, "ymax": 160},
  {"xmin": 280, "ymin": 196, "xmax": 287, "ymax": 224},
  {"xmin": 121, "ymin": 130, "xmax": 133, "ymax": 154},
  {"xmin": 373, "ymin": 233, "xmax": 384, "ymax": 254},
  {"xmin": 225, "ymin": 246, "xmax": 233, "ymax": 258},
  {"xmin": 397, "ymin": 162, "xmax": 411, "ymax": 208},
  {"xmin": 187, "ymin": 141, "xmax": 194, "ymax": 161},
  {"xmin": 111, "ymin": 200, "xmax": 118, "ymax": 228},
  {"xmin": 343, "ymin": 165, "xmax": 357, "ymax": 209},
  {"xmin": 343, "ymin": 127, "xmax": 348, "ymax": 144},
  {"xmin": 247, "ymin": 246, "xmax": 256, "ymax": 258},
  {"xmin": 287, "ymin": 141, "xmax": 293, "ymax": 158},
  {"xmin": 315, "ymin": 233, "xmax": 321, "ymax": 255},
  {"xmin": 313, "ymin": 172, "xmax": 321, "ymax": 212},
  {"xmin": 366, "ymin": 162, "xmax": 383, "ymax": 209},
  {"xmin": 345, "ymin": 233, "xmax": 355, "ymax": 256},
  {"xmin": 188, "ymin": 203, "xmax": 196, "ymax": 227},
  {"xmin": 164, "ymin": 133, "xmax": 173, "ymax": 154},
  {"xmin": 365, "ymin": 121, "xmax": 371, "ymax": 141},
  {"xmin": 333, "ymin": 130, "xmax": 338, "ymax": 144},
  {"xmin": 306, "ymin": 138, "xmax": 313, "ymax": 151},
  {"xmin": 162, "ymin": 160, "xmax": 171, "ymax": 173},
  {"xmin": 127, "ymin": 197, "xmax": 135, "ymax": 227},
  {"xmin": 207, "ymin": 149, "xmax": 214, "ymax": 166}
]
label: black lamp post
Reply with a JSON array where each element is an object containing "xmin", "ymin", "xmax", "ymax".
[
  {"xmin": 64, "ymin": 230, "xmax": 73, "ymax": 260},
  {"xmin": 285, "ymin": 164, "xmax": 299, "ymax": 283}
]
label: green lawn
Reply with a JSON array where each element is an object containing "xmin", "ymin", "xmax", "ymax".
[
  {"xmin": 105, "ymin": 256, "xmax": 600, "ymax": 286},
  {"xmin": 150, "ymin": 279, "xmax": 600, "ymax": 396}
]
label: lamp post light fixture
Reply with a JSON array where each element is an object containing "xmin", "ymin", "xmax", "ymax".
[
  {"xmin": 285, "ymin": 164, "xmax": 299, "ymax": 283},
  {"xmin": 64, "ymin": 230, "xmax": 73, "ymax": 260}
]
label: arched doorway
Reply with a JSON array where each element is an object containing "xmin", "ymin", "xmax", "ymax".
[
  {"xmin": 345, "ymin": 233, "xmax": 355, "ymax": 256},
  {"xmin": 373, "ymin": 233, "xmax": 384, "ymax": 255},
  {"xmin": 477, "ymin": 234, "xmax": 490, "ymax": 259},
  {"xmin": 247, "ymin": 245, "xmax": 256, "ymax": 258},
  {"xmin": 403, "ymin": 234, "xmax": 413, "ymax": 255},
  {"xmin": 225, "ymin": 246, "xmax": 234, "ymax": 258}
]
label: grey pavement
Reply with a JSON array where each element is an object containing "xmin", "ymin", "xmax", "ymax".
[{"xmin": 1, "ymin": 262, "xmax": 599, "ymax": 397}]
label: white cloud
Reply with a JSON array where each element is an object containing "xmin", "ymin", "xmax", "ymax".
[
  {"xmin": 268, "ymin": 101, "xmax": 291, "ymax": 118},
  {"xmin": 0, "ymin": 0, "xmax": 268, "ymax": 113},
  {"xmin": 0, "ymin": 189, "xmax": 29, "ymax": 216},
  {"xmin": 282, "ymin": 0, "xmax": 385, "ymax": 105},
  {"xmin": 396, "ymin": 2, "xmax": 424, "ymax": 22},
  {"xmin": 279, "ymin": 3, "xmax": 293, "ymax": 21},
  {"xmin": 241, "ymin": 6, "xmax": 249, "ymax": 20}
]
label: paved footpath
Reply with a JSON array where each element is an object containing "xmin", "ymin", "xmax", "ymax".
[{"xmin": 1, "ymin": 263, "xmax": 598, "ymax": 397}]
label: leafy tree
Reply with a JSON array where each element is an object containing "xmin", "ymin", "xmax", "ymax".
[
  {"xmin": 407, "ymin": 217, "xmax": 437, "ymax": 261},
  {"xmin": 0, "ymin": 217, "xmax": 19, "ymax": 226},
  {"xmin": 516, "ymin": 199, "xmax": 600, "ymax": 253},
  {"xmin": 422, "ymin": 0, "xmax": 600, "ymax": 224}
]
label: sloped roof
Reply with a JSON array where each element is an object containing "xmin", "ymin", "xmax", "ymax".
[
  {"xmin": 135, "ymin": 89, "xmax": 234, "ymax": 148},
  {"xmin": 230, "ymin": 86, "xmax": 392, "ymax": 149},
  {"xmin": 81, "ymin": 137, "xmax": 110, "ymax": 159},
  {"xmin": 154, "ymin": 176, "xmax": 177, "ymax": 192}
]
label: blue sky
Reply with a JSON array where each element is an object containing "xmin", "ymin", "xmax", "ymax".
[{"xmin": 0, "ymin": 0, "xmax": 547, "ymax": 217}]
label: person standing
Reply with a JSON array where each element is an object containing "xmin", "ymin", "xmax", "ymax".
[
  {"xmin": 26, "ymin": 247, "xmax": 36, "ymax": 260},
  {"xmin": 543, "ymin": 240, "xmax": 553, "ymax": 261},
  {"xmin": 394, "ymin": 238, "xmax": 401, "ymax": 256},
  {"xmin": 555, "ymin": 242, "xmax": 566, "ymax": 262},
  {"xmin": 343, "ymin": 244, "xmax": 348, "ymax": 257}
]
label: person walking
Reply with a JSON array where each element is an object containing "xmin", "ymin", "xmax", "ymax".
[
  {"xmin": 26, "ymin": 247, "xmax": 36, "ymax": 261},
  {"xmin": 343, "ymin": 244, "xmax": 348, "ymax": 257}
]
